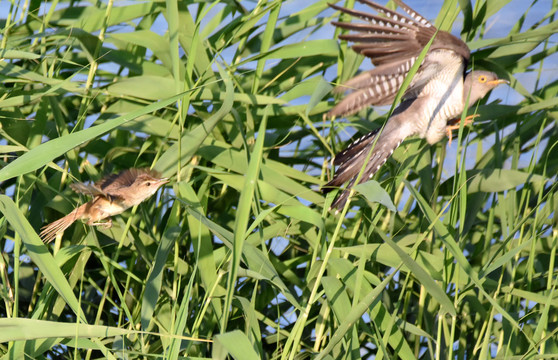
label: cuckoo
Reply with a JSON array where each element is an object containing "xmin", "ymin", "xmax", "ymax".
[{"xmin": 323, "ymin": 0, "xmax": 508, "ymax": 210}]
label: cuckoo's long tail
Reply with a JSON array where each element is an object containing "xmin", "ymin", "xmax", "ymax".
[{"xmin": 322, "ymin": 127, "xmax": 406, "ymax": 210}]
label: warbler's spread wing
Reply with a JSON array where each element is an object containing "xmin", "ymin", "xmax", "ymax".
[
  {"xmin": 70, "ymin": 183, "xmax": 105, "ymax": 197},
  {"xmin": 97, "ymin": 168, "xmax": 163, "ymax": 197}
]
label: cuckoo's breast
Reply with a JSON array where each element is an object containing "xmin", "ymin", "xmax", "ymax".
[{"xmin": 411, "ymin": 51, "xmax": 466, "ymax": 145}]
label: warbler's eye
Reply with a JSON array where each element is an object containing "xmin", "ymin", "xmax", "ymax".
[
  {"xmin": 145, "ymin": 182, "xmax": 151, "ymax": 187},
  {"xmin": 478, "ymin": 75, "xmax": 487, "ymax": 83}
]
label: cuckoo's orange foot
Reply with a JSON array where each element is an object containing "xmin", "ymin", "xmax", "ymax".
[{"xmin": 446, "ymin": 114, "xmax": 480, "ymax": 145}]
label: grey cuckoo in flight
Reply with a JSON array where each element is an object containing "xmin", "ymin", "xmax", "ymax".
[{"xmin": 323, "ymin": 0, "xmax": 508, "ymax": 209}]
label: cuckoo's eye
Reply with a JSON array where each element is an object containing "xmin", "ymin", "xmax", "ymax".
[{"xmin": 478, "ymin": 75, "xmax": 487, "ymax": 83}]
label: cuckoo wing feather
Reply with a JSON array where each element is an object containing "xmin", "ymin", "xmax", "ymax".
[{"xmin": 328, "ymin": 1, "xmax": 465, "ymax": 117}]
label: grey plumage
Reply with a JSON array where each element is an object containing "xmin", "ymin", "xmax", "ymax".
[
  {"xmin": 328, "ymin": 0, "xmax": 470, "ymax": 118},
  {"xmin": 324, "ymin": 0, "xmax": 508, "ymax": 210}
]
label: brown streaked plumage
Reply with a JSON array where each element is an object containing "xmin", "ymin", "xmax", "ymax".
[
  {"xmin": 324, "ymin": 0, "xmax": 508, "ymax": 210},
  {"xmin": 40, "ymin": 168, "xmax": 168, "ymax": 243}
]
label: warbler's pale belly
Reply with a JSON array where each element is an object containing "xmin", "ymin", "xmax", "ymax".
[{"xmin": 89, "ymin": 197, "xmax": 129, "ymax": 221}]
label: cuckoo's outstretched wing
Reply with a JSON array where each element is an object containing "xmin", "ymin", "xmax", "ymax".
[{"xmin": 328, "ymin": 0, "xmax": 470, "ymax": 118}]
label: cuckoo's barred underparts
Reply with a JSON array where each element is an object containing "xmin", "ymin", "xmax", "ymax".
[{"xmin": 323, "ymin": 0, "xmax": 508, "ymax": 210}]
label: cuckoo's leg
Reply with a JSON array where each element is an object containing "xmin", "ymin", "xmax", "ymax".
[{"xmin": 446, "ymin": 114, "xmax": 479, "ymax": 145}]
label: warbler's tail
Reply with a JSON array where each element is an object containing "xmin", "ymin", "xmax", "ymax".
[{"xmin": 40, "ymin": 205, "xmax": 85, "ymax": 243}]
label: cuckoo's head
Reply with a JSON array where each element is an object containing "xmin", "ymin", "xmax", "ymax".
[{"xmin": 464, "ymin": 71, "xmax": 509, "ymax": 106}]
